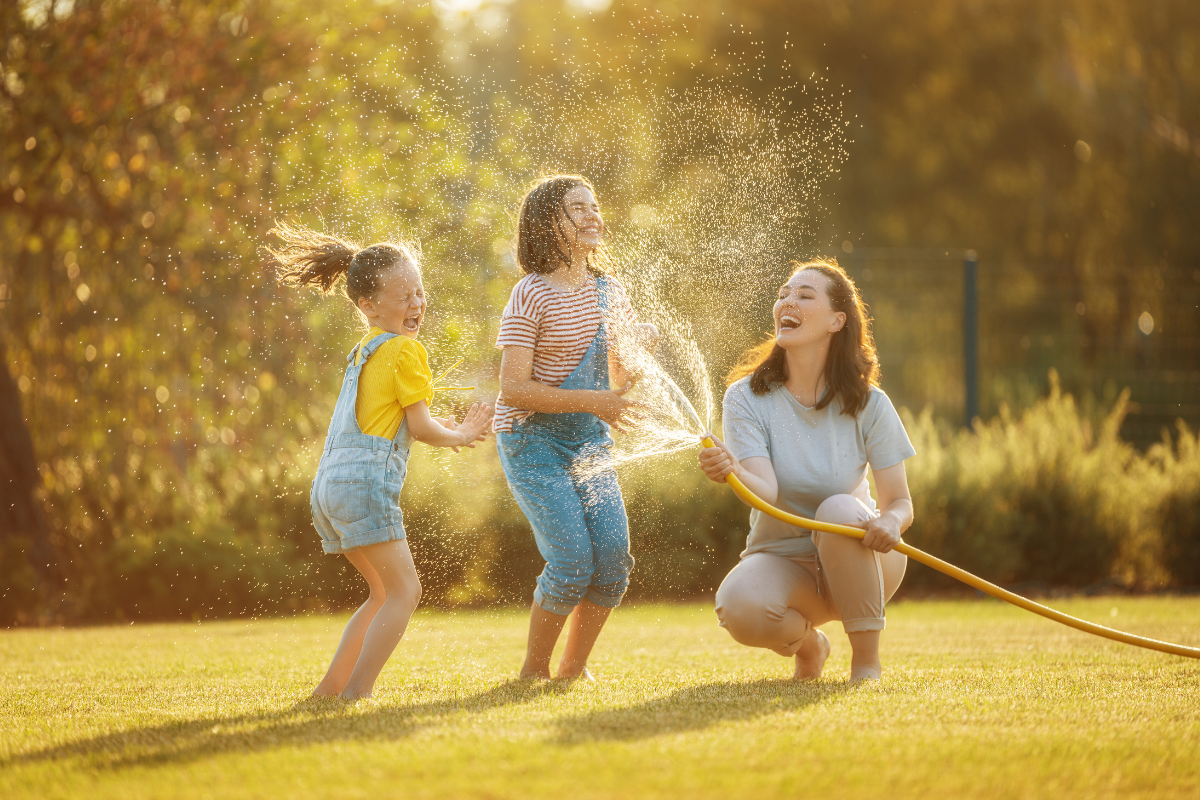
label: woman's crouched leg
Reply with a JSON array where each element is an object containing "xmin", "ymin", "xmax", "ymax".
[
  {"xmin": 714, "ymin": 553, "xmax": 827, "ymax": 656},
  {"xmin": 812, "ymin": 494, "xmax": 907, "ymax": 634}
]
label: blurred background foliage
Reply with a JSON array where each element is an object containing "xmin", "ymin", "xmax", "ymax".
[{"xmin": 1, "ymin": 0, "xmax": 1198, "ymax": 625}]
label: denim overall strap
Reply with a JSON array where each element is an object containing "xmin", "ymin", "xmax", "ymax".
[
  {"xmin": 321, "ymin": 331, "xmax": 405, "ymax": 454},
  {"xmin": 557, "ymin": 273, "xmax": 612, "ymax": 393},
  {"xmin": 349, "ymin": 331, "xmax": 401, "ymax": 366}
]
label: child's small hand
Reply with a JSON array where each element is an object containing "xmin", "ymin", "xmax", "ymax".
[
  {"xmin": 438, "ymin": 416, "xmax": 465, "ymax": 453},
  {"xmin": 592, "ymin": 383, "xmax": 651, "ymax": 433},
  {"xmin": 634, "ymin": 322, "xmax": 660, "ymax": 353},
  {"xmin": 449, "ymin": 402, "xmax": 493, "ymax": 451}
]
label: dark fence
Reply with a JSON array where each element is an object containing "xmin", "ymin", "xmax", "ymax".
[{"xmin": 836, "ymin": 249, "xmax": 1200, "ymax": 446}]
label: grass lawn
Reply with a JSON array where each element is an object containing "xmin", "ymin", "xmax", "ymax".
[{"xmin": 1, "ymin": 596, "xmax": 1198, "ymax": 799}]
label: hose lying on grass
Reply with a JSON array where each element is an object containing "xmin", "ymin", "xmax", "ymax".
[{"xmin": 700, "ymin": 437, "xmax": 1200, "ymax": 660}]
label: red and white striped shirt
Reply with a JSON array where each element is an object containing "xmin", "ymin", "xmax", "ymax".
[{"xmin": 493, "ymin": 273, "xmax": 637, "ymax": 432}]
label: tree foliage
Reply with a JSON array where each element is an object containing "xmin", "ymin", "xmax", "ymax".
[{"xmin": 2, "ymin": 0, "xmax": 1198, "ymax": 623}]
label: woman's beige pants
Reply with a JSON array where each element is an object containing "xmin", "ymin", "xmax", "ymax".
[{"xmin": 715, "ymin": 494, "xmax": 907, "ymax": 656}]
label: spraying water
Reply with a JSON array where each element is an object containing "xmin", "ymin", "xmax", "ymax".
[{"xmin": 235, "ymin": 57, "xmax": 849, "ymax": 499}]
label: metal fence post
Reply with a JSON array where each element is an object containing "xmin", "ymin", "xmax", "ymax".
[{"xmin": 964, "ymin": 250, "xmax": 979, "ymax": 426}]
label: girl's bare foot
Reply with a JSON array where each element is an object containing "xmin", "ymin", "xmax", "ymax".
[
  {"xmin": 793, "ymin": 629, "xmax": 831, "ymax": 681},
  {"xmin": 557, "ymin": 665, "xmax": 596, "ymax": 682}
]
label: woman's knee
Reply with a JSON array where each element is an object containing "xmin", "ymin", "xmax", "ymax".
[
  {"xmin": 714, "ymin": 591, "xmax": 786, "ymax": 646},
  {"xmin": 815, "ymin": 494, "xmax": 872, "ymax": 526}
]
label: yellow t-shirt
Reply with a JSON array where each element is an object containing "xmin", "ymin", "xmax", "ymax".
[{"xmin": 354, "ymin": 327, "xmax": 434, "ymax": 438}]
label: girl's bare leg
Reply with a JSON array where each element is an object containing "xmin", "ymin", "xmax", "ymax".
[
  {"xmin": 557, "ymin": 599, "xmax": 612, "ymax": 679},
  {"xmin": 520, "ymin": 603, "xmax": 569, "ymax": 679},
  {"xmin": 312, "ymin": 549, "xmax": 385, "ymax": 697},
  {"xmin": 339, "ymin": 539, "xmax": 422, "ymax": 700}
]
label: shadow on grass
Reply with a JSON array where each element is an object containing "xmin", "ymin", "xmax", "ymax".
[
  {"xmin": 10, "ymin": 678, "xmax": 856, "ymax": 767},
  {"xmin": 554, "ymin": 678, "xmax": 853, "ymax": 744},
  {"xmin": 6, "ymin": 679, "xmax": 571, "ymax": 770}
]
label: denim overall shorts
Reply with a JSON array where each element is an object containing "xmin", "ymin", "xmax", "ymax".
[
  {"xmin": 496, "ymin": 274, "xmax": 635, "ymax": 615},
  {"xmin": 310, "ymin": 332, "xmax": 414, "ymax": 554}
]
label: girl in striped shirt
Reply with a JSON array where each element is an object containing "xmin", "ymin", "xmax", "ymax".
[{"xmin": 496, "ymin": 174, "xmax": 658, "ymax": 680}]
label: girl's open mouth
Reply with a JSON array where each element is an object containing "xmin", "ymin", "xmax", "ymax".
[{"xmin": 403, "ymin": 314, "xmax": 422, "ymax": 332}]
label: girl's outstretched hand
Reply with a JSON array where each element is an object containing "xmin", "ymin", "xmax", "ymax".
[
  {"xmin": 591, "ymin": 382, "xmax": 648, "ymax": 433},
  {"xmin": 634, "ymin": 322, "xmax": 660, "ymax": 354},
  {"xmin": 698, "ymin": 434, "xmax": 739, "ymax": 483},
  {"xmin": 445, "ymin": 402, "xmax": 493, "ymax": 452}
]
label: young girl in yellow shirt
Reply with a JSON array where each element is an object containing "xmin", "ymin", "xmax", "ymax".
[{"xmin": 268, "ymin": 224, "xmax": 492, "ymax": 700}]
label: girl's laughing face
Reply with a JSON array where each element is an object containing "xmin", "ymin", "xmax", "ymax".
[
  {"xmin": 558, "ymin": 184, "xmax": 604, "ymax": 255},
  {"xmin": 359, "ymin": 262, "xmax": 426, "ymax": 338}
]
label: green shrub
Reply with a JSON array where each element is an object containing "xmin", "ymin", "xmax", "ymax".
[
  {"xmin": 7, "ymin": 374, "xmax": 1200, "ymax": 626},
  {"xmin": 1149, "ymin": 423, "xmax": 1200, "ymax": 586},
  {"xmin": 902, "ymin": 374, "xmax": 1169, "ymax": 590}
]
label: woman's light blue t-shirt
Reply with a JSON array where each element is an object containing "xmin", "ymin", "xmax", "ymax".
[{"xmin": 722, "ymin": 379, "xmax": 916, "ymax": 559}]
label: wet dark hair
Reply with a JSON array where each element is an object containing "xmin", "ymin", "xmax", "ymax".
[
  {"xmin": 264, "ymin": 221, "xmax": 418, "ymax": 305},
  {"xmin": 727, "ymin": 258, "xmax": 880, "ymax": 417},
  {"xmin": 515, "ymin": 174, "xmax": 613, "ymax": 275}
]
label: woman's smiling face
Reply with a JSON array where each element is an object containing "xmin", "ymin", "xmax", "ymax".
[{"xmin": 773, "ymin": 268, "xmax": 846, "ymax": 349}]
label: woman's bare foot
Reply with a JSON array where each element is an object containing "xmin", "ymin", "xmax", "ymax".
[
  {"xmin": 519, "ymin": 667, "xmax": 552, "ymax": 680},
  {"xmin": 849, "ymin": 665, "xmax": 882, "ymax": 682},
  {"xmin": 793, "ymin": 629, "xmax": 831, "ymax": 681}
]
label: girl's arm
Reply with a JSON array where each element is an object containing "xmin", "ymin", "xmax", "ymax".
[
  {"xmin": 861, "ymin": 462, "xmax": 914, "ymax": 553},
  {"xmin": 404, "ymin": 400, "xmax": 492, "ymax": 449},
  {"xmin": 697, "ymin": 435, "xmax": 779, "ymax": 504},
  {"xmin": 499, "ymin": 345, "xmax": 639, "ymax": 431}
]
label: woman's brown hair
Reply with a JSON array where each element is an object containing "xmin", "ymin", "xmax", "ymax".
[
  {"xmin": 515, "ymin": 174, "xmax": 613, "ymax": 276},
  {"xmin": 727, "ymin": 258, "xmax": 880, "ymax": 417},
  {"xmin": 264, "ymin": 221, "xmax": 418, "ymax": 305}
]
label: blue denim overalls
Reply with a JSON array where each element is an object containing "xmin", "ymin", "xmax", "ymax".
[
  {"xmin": 310, "ymin": 332, "xmax": 414, "ymax": 554},
  {"xmin": 496, "ymin": 274, "xmax": 635, "ymax": 615}
]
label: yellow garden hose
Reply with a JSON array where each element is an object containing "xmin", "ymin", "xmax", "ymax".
[{"xmin": 701, "ymin": 438, "xmax": 1200, "ymax": 659}]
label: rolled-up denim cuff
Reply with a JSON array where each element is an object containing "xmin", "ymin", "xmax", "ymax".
[
  {"xmin": 842, "ymin": 617, "xmax": 886, "ymax": 633},
  {"xmin": 583, "ymin": 585, "xmax": 626, "ymax": 610},
  {"xmin": 533, "ymin": 586, "xmax": 576, "ymax": 616}
]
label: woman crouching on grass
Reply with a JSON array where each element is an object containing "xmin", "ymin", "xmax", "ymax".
[
  {"xmin": 267, "ymin": 225, "xmax": 492, "ymax": 700},
  {"xmin": 698, "ymin": 259, "xmax": 915, "ymax": 682}
]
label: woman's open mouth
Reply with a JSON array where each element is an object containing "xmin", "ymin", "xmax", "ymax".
[{"xmin": 779, "ymin": 315, "xmax": 800, "ymax": 330}]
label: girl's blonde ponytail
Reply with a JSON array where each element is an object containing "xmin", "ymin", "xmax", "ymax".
[
  {"xmin": 265, "ymin": 222, "xmax": 417, "ymax": 304},
  {"xmin": 265, "ymin": 222, "xmax": 361, "ymax": 294}
]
